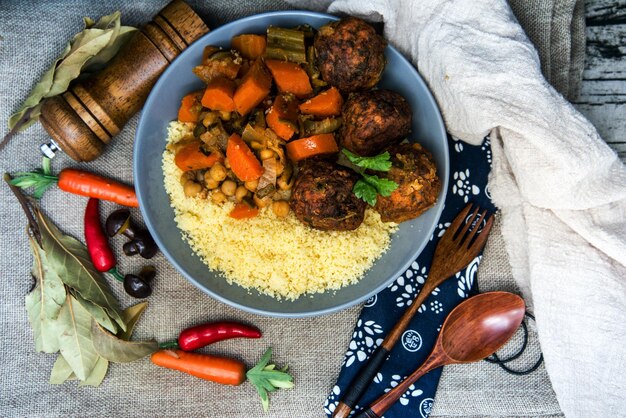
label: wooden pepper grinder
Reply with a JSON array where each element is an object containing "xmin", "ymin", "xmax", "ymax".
[{"xmin": 39, "ymin": 0, "xmax": 209, "ymax": 161}]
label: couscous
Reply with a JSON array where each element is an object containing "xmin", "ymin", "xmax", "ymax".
[{"xmin": 163, "ymin": 121, "xmax": 397, "ymax": 300}]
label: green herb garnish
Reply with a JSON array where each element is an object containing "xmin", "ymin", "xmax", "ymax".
[
  {"xmin": 342, "ymin": 149, "xmax": 398, "ymax": 206},
  {"xmin": 342, "ymin": 149, "xmax": 393, "ymax": 171},
  {"xmin": 246, "ymin": 347, "xmax": 294, "ymax": 412}
]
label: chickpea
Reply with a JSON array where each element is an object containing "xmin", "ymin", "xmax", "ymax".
[
  {"xmin": 224, "ymin": 158, "xmax": 231, "ymax": 169},
  {"xmin": 202, "ymin": 111, "xmax": 219, "ymax": 128},
  {"xmin": 206, "ymin": 178, "xmax": 220, "ymax": 190},
  {"xmin": 221, "ymin": 180, "xmax": 237, "ymax": 196},
  {"xmin": 235, "ymin": 185, "xmax": 249, "ymax": 202},
  {"xmin": 272, "ymin": 201, "xmax": 290, "ymax": 218},
  {"xmin": 211, "ymin": 190, "xmax": 227, "ymax": 204},
  {"xmin": 180, "ymin": 171, "xmax": 195, "ymax": 185},
  {"xmin": 218, "ymin": 110, "xmax": 231, "ymax": 121},
  {"xmin": 244, "ymin": 179, "xmax": 259, "ymax": 192},
  {"xmin": 253, "ymin": 193, "xmax": 272, "ymax": 208},
  {"xmin": 250, "ymin": 141, "xmax": 264, "ymax": 150},
  {"xmin": 260, "ymin": 149, "xmax": 275, "ymax": 160},
  {"xmin": 183, "ymin": 180, "xmax": 202, "ymax": 197},
  {"xmin": 277, "ymin": 171, "xmax": 294, "ymax": 191},
  {"xmin": 209, "ymin": 162, "xmax": 227, "ymax": 182},
  {"xmin": 202, "ymin": 171, "xmax": 218, "ymax": 189}
]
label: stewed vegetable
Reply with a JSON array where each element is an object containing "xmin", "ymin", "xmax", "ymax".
[
  {"xmin": 172, "ymin": 18, "xmax": 435, "ymax": 230},
  {"xmin": 173, "ymin": 23, "xmax": 343, "ymax": 221}
]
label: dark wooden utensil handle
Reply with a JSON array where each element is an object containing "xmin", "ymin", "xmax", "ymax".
[
  {"xmin": 334, "ymin": 280, "xmax": 443, "ymax": 418},
  {"xmin": 381, "ymin": 275, "xmax": 442, "ymax": 350},
  {"xmin": 354, "ymin": 408, "xmax": 379, "ymax": 418},
  {"xmin": 40, "ymin": 0, "xmax": 209, "ymax": 161},
  {"xmin": 335, "ymin": 346, "xmax": 389, "ymax": 414}
]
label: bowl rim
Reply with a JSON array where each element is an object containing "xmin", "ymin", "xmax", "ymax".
[{"xmin": 134, "ymin": 10, "xmax": 449, "ymax": 318}]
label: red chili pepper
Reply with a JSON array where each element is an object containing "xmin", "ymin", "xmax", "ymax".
[
  {"xmin": 162, "ymin": 322, "xmax": 262, "ymax": 351},
  {"xmin": 84, "ymin": 198, "xmax": 124, "ymax": 281}
]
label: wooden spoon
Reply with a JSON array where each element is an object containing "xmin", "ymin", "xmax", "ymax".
[{"xmin": 355, "ymin": 291, "xmax": 525, "ymax": 418}]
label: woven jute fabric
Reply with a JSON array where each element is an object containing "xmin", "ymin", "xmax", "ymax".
[
  {"xmin": 507, "ymin": 0, "xmax": 586, "ymax": 100},
  {"xmin": 0, "ymin": 0, "xmax": 583, "ymax": 416}
]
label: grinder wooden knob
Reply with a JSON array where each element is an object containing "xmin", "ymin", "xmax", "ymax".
[{"xmin": 39, "ymin": 0, "xmax": 209, "ymax": 162}]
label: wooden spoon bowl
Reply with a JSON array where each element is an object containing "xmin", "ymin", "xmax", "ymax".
[{"xmin": 441, "ymin": 291, "xmax": 525, "ymax": 362}]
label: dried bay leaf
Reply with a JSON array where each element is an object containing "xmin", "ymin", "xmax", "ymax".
[
  {"xmin": 46, "ymin": 30, "xmax": 114, "ymax": 97},
  {"xmin": 25, "ymin": 286, "xmax": 60, "ymax": 353},
  {"xmin": 85, "ymin": 26, "xmax": 135, "ymax": 73},
  {"xmin": 49, "ymin": 354, "xmax": 77, "ymax": 384},
  {"xmin": 25, "ymin": 237, "xmax": 66, "ymax": 353},
  {"xmin": 28, "ymin": 236, "xmax": 66, "ymax": 317},
  {"xmin": 57, "ymin": 295, "xmax": 99, "ymax": 381},
  {"xmin": 35, "ymin": 209, "xmax": 126, "ymax": 332},
  {"xmin": 82, "ymin": 12, "xmax": 136, "ymax": 73},
  {"xmin": 6, "ymin": 44, "xmax": 71, "ymax": 131},
  {"xmin": 6, "ymin": 11, "xmax": 136, "ymax": 133},
  {"xmin": 78, "ymin": 356, "xmax": 109, "ymax": 387},
  {"xmin": 92, "ymin": 321, "xmax": 158, "ymax": 363},
  {"xmin": 119, "ymin": 302, "xmax": 149, "ymax": 341},
  {"xmin": 71, "ymin": 290, "xmax": 118, "ymax": 334}
]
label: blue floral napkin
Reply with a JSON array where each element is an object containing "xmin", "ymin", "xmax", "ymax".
[{"xmin": 324, "ymin": 135, "xmax": 495, "ymax": 418}]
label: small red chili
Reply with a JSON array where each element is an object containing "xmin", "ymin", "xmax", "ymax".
[
  {"xmin": 160, "ymin": 322, "xmax": 262, "ymax": 351},
  {"xmin": 84, "ymin": 198, "xmax": 124, "ymax": 282}
]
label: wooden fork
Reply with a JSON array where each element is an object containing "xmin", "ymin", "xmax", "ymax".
[{"xmin": 333, "ymin": 204, "xmax": 494, "ymax": 418}]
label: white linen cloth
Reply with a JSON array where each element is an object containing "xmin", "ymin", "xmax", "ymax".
[{"xmin": 286, "ymin": 0, "xmax": 626, "ymax": 416}]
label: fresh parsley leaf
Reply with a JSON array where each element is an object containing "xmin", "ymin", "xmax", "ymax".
[
  {"xmin": 353, "ymin": 179, "xmax": 378, "ymax": 206},
  {"xmin": 362, "ymin": 173, "xmax": 399, "ymax": 197},
  {"xmin": 246, "ymin": 348, "xmax": 294, "ymax": 412},
  {"xmin": 342, "ymin": 149, "xmax": 393, "ymax": 172}
]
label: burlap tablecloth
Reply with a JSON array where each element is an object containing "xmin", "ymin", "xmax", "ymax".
[{"xmin": 0, "ymin": 0, "xmax": 583, "ymax": 416}]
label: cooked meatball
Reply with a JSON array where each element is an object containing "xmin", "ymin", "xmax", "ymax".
[
  {"xmin": 340, "ymin": 89, "xmax": 412, "ymax": 156},
  {"xmin": 374, "ymin": 143, "xmax": 440, "ymax": 223},
  {"xmin": 290, "ymin": 159, "xmax": 366, "ymax": 231},
  {"xmin": 314, "ymin": 17, "xmax": 387, "ymax": 93}
]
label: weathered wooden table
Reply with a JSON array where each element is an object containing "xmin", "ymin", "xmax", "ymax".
[{"xmin": 575, "ymin": 1, "xmax": 625, "ymax": 160}]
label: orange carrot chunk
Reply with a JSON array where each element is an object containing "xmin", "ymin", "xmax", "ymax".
[
  {"xmin": 177, "ymin": 92, "xmax": 203, "ymax": 123},
  {"xmin": 231, "ymin": 34, "xmax": 266, "ymax": 59},
  {"xmin": 285, "ymin": 133, "xmax": 339, "ymax": 162},
  {"xmin": 266, "ymin": 94, "xmax": 299, "ymax": 141},
  {"xmin": 151, "ymin": 350, "xmax": 246, "ymax": 386},
  {"xmin": 174, "ymin": 140, "xmax": 223, "ymax": 171},
  {"xmin": 226, "ymin": 133, "xmax": 264, "ymax": 181},
  {"xmin": 298, "ymin": 86, "xmax": 343, "ymax": 117},
  {"xmin": 264, "ymin": 59, "xmax": 312, "ymax": 99},
  {"xmin": 229, "ymin": 201, "xmax": 259, "ymax": 219},
  {"xmin": 233, "ymin": 59, "xmax": 272, "ymax": 116},
  {"xmin": 201, "ymin": 78, "xmax": 236, "ymax": 112}
]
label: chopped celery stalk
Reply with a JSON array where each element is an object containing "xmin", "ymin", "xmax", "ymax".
[
  {"xmin": 303, "ymin": 117, "xmax": 342, "ymax": 136},
  {"xmin": 242, "ymin": 123, "xmax": 268, "ymax": 145},
  {"xmin": 294, "ymin": 24, "xmax": 315, "ymax": 40},
  {"xmin": 265, "ymin": 26, "xmax": 306, "ymax": 63},
  {"xmin": 311, "ymin": 78, "xmax": 328, "ymax": 88},
  {"xmin": 305, "ymin": 46, "xmax": 321, "ymax": 79}
]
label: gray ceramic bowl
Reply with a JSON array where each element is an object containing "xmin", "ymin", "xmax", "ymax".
[{"xmin": 134, "ymin": 11, "xmax": 448, "ymax": 317}]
